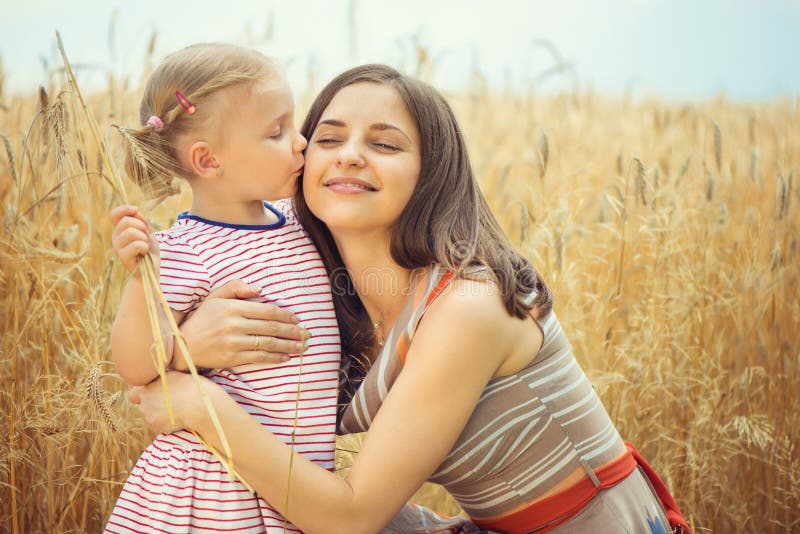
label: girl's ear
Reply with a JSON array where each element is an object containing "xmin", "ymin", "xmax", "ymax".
[{"xmin": 187, "ymin": 141, "xmax": 221, "ymax": 179}]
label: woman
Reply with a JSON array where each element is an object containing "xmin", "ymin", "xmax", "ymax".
[{"xmin": 129, "ymin": 65, "xmax": 685, "ymax": 534}]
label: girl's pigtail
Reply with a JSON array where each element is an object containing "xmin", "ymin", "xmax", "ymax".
[{"xmin": 118, "ymin": 124, "xmax": 180, "ymax": 201}]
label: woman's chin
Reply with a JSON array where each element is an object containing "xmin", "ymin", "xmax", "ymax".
[{"xmin": 313, "ymin": 207, "xmax": 387, "ymax": 234}]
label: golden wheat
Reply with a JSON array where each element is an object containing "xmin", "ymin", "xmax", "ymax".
[{"xmin": 1, "ymin": 46, "xmax": 798, "ymax": 534}]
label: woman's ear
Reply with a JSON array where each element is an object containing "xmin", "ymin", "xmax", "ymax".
[{"xmin": 187, "ymin": 141, "xmax": 221, "ymax": 179}]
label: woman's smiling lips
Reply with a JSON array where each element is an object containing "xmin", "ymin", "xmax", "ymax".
[{"xmin": 323, "ymin": 177, "xmax": 378, "ymax": 194}]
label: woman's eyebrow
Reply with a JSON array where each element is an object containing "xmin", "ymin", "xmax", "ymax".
[
  {"xmin": 318, "ymin": 119, "xmax": 346, "ymax": 128},
  {"xmin": 317, "ymin": 119, "xmax": 412, "ymax": 143},
  {"xmin": 371, "ymin": 123, "xmax": 412, "ymax": 143}
]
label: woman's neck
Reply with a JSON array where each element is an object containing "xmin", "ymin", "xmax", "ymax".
[{"xmin": 332, "ymin": 229, "xmax": 414, "ymax": 332}]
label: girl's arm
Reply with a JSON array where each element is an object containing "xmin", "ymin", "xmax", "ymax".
[
  {"xmin": 111, "ymin": 276, "xmax": 185, "ymax": 385},
  {"xmin": 110, "ymin": 205, "xmax": 185, "ymax": 386},
  {"xmin": 132, "ymin": 278, "xmax": 530, "ymax": 534}
]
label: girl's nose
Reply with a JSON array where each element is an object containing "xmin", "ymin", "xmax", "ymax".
[{"xmin": 294, "ymin": 133, "xmax": 308, "ymax": 153}]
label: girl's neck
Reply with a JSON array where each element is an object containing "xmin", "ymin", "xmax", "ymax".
[
  {"xmin": 332, "ymin": 229, "xmax": 416, "ymax": 333},
  {"xmin": 189, "ymin": 195, "xmax": 279, "ymax": 226}
]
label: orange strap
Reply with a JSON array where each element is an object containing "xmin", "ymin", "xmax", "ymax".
[
  {"xmin": 425, "ymin": 271, "xmax": 455, "ymax": 308},
  {"xmin": 471, "ymin": 448, "xmax": 637, "ymax": 533},
  {"xmin": 471, "ymin": 444, "xmax": 690, "ymax": 534},
  {"xmin": 396, "ymin": 271, "xmax": 455, "ymax": 367}
]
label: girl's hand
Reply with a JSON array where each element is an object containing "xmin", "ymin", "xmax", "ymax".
[
  {"xmin": 127, "ymin": 371, "xmax": 220, "ymax": 433},
  {"xmin": 173, "ymin": 280, "xmax": 309, "ymax": 369},
  {"xmin": 111, "ymin": 205, "xmax": 159, "ymax": 275}
]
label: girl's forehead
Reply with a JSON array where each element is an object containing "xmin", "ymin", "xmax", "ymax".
[
  {"xmin": 249, "ymin": 77, "xmax": 292, "ymax": 103},
  {"xmin": 241, "ymin": 79, "xmax": 294, "ymax": 116}
]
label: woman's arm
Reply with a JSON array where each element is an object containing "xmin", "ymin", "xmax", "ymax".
[
  {"xmin": 132, "ymin": 279, "xmax": 516, "ymax": 534},
  {"xmin": 168, "ymin": 280, "xmax": 309, "ymax": 371}
]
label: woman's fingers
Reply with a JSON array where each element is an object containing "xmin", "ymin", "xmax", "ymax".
[
  {"xmin": 127, "ymin": 386, "xmax": 143, "ymax": 404},
  {"xmin": 204, "ymin": 280, "xmax": 300, "ymax": 324},
  {"xmin": 237, "ymin": 350, "xmax": 292, "ymax": 365},
  {"xmin": 174, "ymin": 279, "xmax": 306, "ymax": 370},
  {"xmin": 243, "ymin": 317, "xmax": 306, "ymax": 341},
  {"xmin": 205, "ymin": 279, "xmax": 263, "ymax": 301},
  {"xmin": 236, "ymin": 300, "xmax": 300, "ymax": 324},
  {"xmin": 127, "ymin": 372, "xmax": 203, "ymax": 433},
  {"xmin": 237, "ymin": 332, "xmax": 306, "ymax": 355}
]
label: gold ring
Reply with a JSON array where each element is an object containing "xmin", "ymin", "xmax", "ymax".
[{"xmin": 254, "ymin": 335, "xmax": 261, "ymax": 351}]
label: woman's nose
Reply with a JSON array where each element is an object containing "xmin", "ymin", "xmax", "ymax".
[{"xmin": 336, "ymin": 141, "xmax": 366, "ymax": 168}]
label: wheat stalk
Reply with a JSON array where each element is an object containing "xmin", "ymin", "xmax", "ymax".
[
  {"xmin": 55, "ymin": 31, "xmax": 240, "ymax": 485},
  {"xmin": 283, "ymin": 336, "xmax": 306, "ymax": 533},
  {"xmin": 86, "ymin": 364, "xmax": 118, "ymax": 432},
  {"xmin": 3, "ymin": 35, "xmax": 799, "ymax": 531},
  {"xmin": 2, "ymin": 133, "xmax": 17, "ymax": 184}
]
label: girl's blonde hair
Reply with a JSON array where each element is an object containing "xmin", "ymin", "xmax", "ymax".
[{"xmin": 119, "ymin": 43, "xmax": 280, "ymax": 198}]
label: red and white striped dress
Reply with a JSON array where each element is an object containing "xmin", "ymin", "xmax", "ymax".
[{"xmin": 106, "ymin": 199, "xmax": 341, "ymax": 533}]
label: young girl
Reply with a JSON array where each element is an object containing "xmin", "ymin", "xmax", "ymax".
[{"xmin": 105, "ymin": 43, "xmax": 341, "ymax": 533}]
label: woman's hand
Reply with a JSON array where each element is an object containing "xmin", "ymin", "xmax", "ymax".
[
  {"xmin": 172, "ymin": 280, "xmax": 309, "ymax": 370},
  {"xmin": 127, "ymin": 371, "xmax": 219, "ymax": 433},
  {"xmin": 110, "ymin": 205, "xmax": 159, "ymax": 275}
]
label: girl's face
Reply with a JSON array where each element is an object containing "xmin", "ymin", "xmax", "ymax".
[
  {"xmin": 302, "ymin": 82, "xmax": 421, "ymax": 235},
  {"xmin": 214, "ymin": 76, "xmax": 307, "ymax": 202}
]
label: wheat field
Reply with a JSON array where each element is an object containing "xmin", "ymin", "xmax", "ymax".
[{"xmin": 1, "ymin": 41, "xmax": 798, "ymax": 533}]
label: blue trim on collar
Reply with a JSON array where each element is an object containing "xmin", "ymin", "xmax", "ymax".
[{"xmin": 177, "ymin": 201, "xmax": 286, "ymax": 230}]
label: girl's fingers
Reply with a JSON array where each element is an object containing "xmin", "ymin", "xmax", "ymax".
[
  {"xmin": 118, "ymin": 225, "xmax": 150, "ymax": 245},
  {"xmin": 117, "ymin": 241, "xmax": 150, "ymax": 269},
  {"xmin": 113, "ymin": 216, "xmax": 149, "ymax": 238},
  {"xmin": 110, "ymin": 205, "xmax": 139, "ymax": 225},
  {"xmin": 111, "ymin": 208, "xmax": 152, "ymax": 238}
]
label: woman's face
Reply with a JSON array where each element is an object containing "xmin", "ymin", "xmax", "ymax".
[{"xmin": 302, "ymin": 82, "xmax": 421, "ymax": 235}]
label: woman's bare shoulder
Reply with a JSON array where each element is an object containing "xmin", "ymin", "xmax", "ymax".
[{"xmin": 422, "ymin": 276, "xmax": 515, "ymax": 343}]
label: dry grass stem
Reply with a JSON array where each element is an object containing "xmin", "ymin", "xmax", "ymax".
[{"xmin": 0, "ymin": 34, "xmax": 797, "ymax": 533}]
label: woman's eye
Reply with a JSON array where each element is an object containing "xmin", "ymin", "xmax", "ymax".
[
  {"xmin": 315, "ymin": 138, "xmax": 340, "ymax": 145},
  {"xmin": 374, "ymin": 142, "xmax": 399, "ymax": 151}
]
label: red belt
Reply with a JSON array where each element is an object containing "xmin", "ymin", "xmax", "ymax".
[{"xmin": 470, "ymin": 443, "xmax": 690, "ymax": 534}]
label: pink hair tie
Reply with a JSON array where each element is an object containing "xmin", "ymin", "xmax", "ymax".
[{"xmin": 146, "ymin": 115, "xmax": 164, "ymax": 131}]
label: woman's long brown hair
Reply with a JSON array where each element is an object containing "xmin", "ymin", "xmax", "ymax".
[{"xmin": 294, "ymin": 65, "xmax": 553, "ymax": 410}]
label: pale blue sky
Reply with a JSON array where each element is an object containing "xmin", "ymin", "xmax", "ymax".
[{"xmin": 1, "ymin": 0, "xmax": 799, "ymax": 100}]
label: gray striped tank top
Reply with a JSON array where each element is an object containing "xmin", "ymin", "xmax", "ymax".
[{"xmin": 338, "ymin": 265, "xmax": 627, "ymax": 522}]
